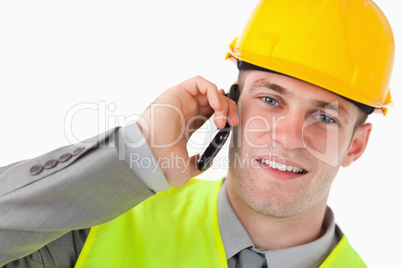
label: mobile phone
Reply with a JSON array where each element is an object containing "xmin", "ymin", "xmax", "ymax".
[{"xmin": 197, "ymin": 84, "xmax": 239, "ymax": 172}]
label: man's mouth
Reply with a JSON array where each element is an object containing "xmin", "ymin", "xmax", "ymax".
[{"xmin": 257, "ymin": 159, "xmax": 307, "ymax": 174}]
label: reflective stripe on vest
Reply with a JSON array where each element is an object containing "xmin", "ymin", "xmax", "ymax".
[{"xmin": 75, "ymin": 178, "xmax": 366, "ymax": 268}]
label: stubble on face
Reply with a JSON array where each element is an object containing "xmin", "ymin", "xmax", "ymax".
[{"xmin": 227, "ymin": 125, "xmax": 341, "ymax": 219}]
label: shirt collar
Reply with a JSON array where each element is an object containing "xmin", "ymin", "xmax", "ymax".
[
  {"xmin": 217, "ymin": 180, "xmax": 341, "ymax": 268},
  {"xmin": 217, "ymin": 180, "xmax": 253, "ymax": 260}
]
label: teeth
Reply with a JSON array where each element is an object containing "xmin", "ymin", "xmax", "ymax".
[
  {"xmin": 260, "ymin": 159, "xmax": 304, "ymax": 174},
  {"xmin": 277, "ymin": 164, "xmax": 287, "ymax": 171},
  {"xmin": 270, "ymin": 161, "xmax": 277, "ymax": 169}
]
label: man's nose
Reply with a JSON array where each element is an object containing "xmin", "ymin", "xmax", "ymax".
[{"xmin": 270, "ymin": 111, "xmax": 307, "ymax": 151}]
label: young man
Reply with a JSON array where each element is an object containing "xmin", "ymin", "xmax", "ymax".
[{"xmin": 1, "ymin": 0, "xmax": 394, "ymax": 267}]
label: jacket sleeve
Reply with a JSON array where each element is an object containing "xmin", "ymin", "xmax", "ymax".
[{"xmin": 0, "ymin": 124, "xmax": 167, "ymax": 265}]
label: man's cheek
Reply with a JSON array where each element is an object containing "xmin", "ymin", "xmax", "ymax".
[
  {"xmin": 302, "ymin": 123, "xmax": 340, "ymax": 167},
  {"xmin": 243, "ymin": 115, "xmax": 271, "ymax": 149}
]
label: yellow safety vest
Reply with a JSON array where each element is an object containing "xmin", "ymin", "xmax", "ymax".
[{"xmin": 75, "ymin": 179, "xmax": 366, "ymax": 268}]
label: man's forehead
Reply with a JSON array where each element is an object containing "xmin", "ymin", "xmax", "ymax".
[{"xmin": 244, "ymin": 71, "xmax": 329, "ymax": 98}]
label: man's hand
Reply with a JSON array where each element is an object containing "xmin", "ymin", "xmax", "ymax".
[{"xmin": 138, "ymin": 76, "xmax": 239, "ymax": 188}]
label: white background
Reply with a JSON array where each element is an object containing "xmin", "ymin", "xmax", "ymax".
[{"xmin": 0, "ymin": 0, "xmax": 400, "ymax": 266}]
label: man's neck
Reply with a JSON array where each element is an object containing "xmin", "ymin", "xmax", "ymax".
[{"xmin": 226, "ymin": 183, "xmax": 328, "ymax": 250}]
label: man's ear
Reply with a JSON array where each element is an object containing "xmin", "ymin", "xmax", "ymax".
[{"xmin": 342, "ymin": 123, "xmax": 373, "ymax": 167}]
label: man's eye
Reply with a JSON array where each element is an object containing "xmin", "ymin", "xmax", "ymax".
[
  {"xmin": 316, "ymin": 114, "xmax": 336, "ymax": 124},
  {"xmin": 262, "ymin": 97, "xmax": 280, "ymax": 107}
]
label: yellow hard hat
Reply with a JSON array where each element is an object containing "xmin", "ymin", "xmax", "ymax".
[{"xmin": 226, "ymin": 0, "xmax": 395, "ymax": 115}]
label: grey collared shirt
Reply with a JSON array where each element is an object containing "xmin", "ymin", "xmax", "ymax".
[{"xmin": 217, "ymin": 180, "xmax": 343, "ymax": 268}]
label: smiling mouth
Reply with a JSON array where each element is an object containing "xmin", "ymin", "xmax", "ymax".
[{"xmin": 257, "ymin": 159, "xmax": 307, "ymax": 174}]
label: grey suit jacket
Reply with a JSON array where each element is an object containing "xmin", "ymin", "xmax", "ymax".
[{"xmin": 0, "ymin": 126, "xmax": 159, "ymax": 266}]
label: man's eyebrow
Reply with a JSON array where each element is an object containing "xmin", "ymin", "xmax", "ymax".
[
  {"xmin": 251, "ymin": 79, "xmax": 292, "ymax": 97},
  {"xmin": 312, "ymin": 100, "xmax": 349, "ymax": 122}
]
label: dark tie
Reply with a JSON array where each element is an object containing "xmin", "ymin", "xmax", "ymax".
[{"xmin": 238, "ymin": 247, "xmax": 266, "ymax": 268}]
